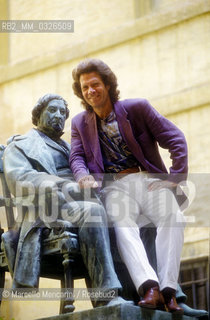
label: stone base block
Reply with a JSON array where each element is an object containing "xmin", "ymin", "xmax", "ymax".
[{"xmin": 36, "ymin": 304, "xmax": 198, "ymax": 320}]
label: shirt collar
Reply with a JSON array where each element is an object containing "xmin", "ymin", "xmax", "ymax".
[{"xmin": 99, "ymin": 110, "xmax": 116, "ymax": 124}]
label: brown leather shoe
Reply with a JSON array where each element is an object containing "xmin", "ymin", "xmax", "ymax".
[
  {"xmin": 138, "ymin": 286, "xmax": 166, "ymax": 310},
  {"xmin": 166, "ymin": 296, "xmax": 184, "ymax": 314}
]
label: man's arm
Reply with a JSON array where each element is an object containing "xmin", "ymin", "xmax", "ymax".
[
  {"xmin": 70, "ymin": 118, "xmax": 98, "ymax": 188},
  {"xmin": 140, "ymin": 99, "xmax": 188, "ymax": 183}
]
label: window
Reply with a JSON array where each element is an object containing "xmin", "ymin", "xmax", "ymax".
[{"xmin": 179, "ymin": 256, "xmax": 209, "ymax": 310}]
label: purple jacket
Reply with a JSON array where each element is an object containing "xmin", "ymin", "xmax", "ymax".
[{"xmin": 70, "ymin": 98, "xmax": 188, "ymax": 185}]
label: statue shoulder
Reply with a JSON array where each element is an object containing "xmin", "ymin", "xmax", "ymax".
[{"xmin": 6, "ymin": 129, "xmax": 38, "ymax": 145}]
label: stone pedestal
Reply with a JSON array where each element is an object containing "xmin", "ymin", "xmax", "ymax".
[{"xmin": 37, "ymin": 304, "xmax": 198, "ymax": 320}]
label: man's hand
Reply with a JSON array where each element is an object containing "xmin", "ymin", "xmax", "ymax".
[
  {"xmin": 78, "ymin": 175, "xmax": 98, "ymax": 189},
  {"xmin": 148, "ymin": 180, "xmax": 177, "ymax": 191}
]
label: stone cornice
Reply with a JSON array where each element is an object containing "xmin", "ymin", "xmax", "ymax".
[
  {"xmin": 0, "ymin": 0, "xmax": 209, "ymax": 85},
  {"xmin": 150, "ymin": 81, "xmax": 210, "ymax": 116}
]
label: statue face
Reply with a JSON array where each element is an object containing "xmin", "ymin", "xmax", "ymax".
[{"xmin": 38, "ymin": 99, "xmax": 67, "ymax": 133}]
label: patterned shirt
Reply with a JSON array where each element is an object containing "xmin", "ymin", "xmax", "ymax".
[{"xmin": 97, "ymin": 110, "xmax": 139, "ymax": 173}]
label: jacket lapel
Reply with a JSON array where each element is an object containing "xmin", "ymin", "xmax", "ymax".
[
  {"xmin": 114, "ymin": 101, "xmax": 149, "ymax": 170},
  {"xmin": 84, "ymin": 112, "xmax": 104, "ymax": 171},
  {"xmin": 42, "ymin": 134, "xmax": 70, "ymax": 157}
]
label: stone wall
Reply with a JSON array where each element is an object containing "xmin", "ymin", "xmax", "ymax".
[{"xmin": 0, "ymin": 0, "xmax": 209, "ymax": 319}]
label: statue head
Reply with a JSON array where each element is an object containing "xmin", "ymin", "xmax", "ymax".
[{"xmin": 32, "ymin": 93, "xmax": 69, "ymax": 138}]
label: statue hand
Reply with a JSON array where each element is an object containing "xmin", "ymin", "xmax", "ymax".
[
  {"xmin": 61, "ymin": 181, "xmax": 83, "ymax": 201},
  {"xmin": 63, "ymin": 181, "xmax": 80, "ymax": 194}
]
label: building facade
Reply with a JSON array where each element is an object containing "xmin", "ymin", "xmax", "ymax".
[{"xmin": 0, "ymin": 0, "xmax": 209, "ymax": 319}]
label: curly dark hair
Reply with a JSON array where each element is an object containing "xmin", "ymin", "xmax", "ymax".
[
  {"xmin": 32, "ymin": 93, "xmax": 69, "ymax": 126},
  {"xmin": 72, "ymin": 59, "xmax": 120, "ymax": 112}
]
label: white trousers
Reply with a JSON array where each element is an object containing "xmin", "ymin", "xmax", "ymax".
[{"xmin": 104, "ymin": 172, "xmax": 186, "ymax": 293}]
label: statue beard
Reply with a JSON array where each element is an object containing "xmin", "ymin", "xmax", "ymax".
[{"xmin": 37, "ymin": 124, "xmax": 64, "ymax": 140}]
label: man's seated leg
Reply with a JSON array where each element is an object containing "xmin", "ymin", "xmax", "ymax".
[
  {"xmin": 140, "ymin": 224, "xmax": 208, "ymax": 317},
  {"xmin": 110, "ymin": 223, "xmax": 208, "ymax": 317}
]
